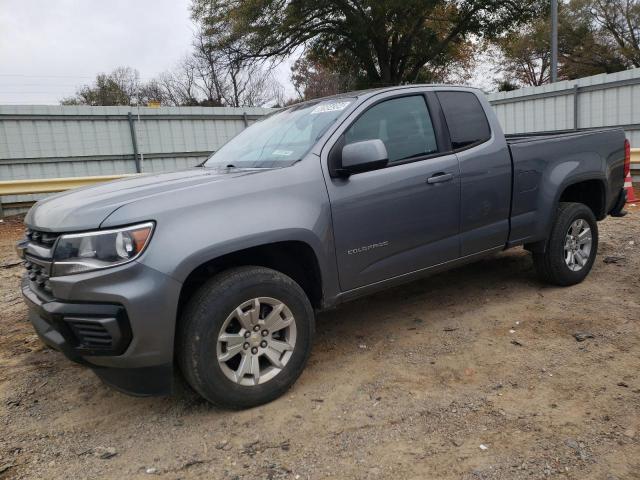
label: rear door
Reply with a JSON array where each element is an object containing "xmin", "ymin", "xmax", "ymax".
[
  {"xmin": 321, "ymin": 90, "xmax": 461, "ymax": 291},
  {"xmin": 436, "ymin": 91, "xmax": 512, "ymax": 256}
]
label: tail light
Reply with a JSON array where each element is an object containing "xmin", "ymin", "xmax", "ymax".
[{"xmin": 624, "ymin": 138, "xmax": 631, "ymax": 177}]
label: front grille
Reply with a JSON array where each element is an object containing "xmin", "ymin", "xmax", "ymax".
[
  {"xmin": 20, "ymin": 228, "xmax": 60, "ymax": 295},
  {"xmin": 24, "ymin": 259, "xmax": 51, "ymax": 292},
  {"xmin": 25, "ymin": 228, "xmax": 61, "ymax": 248},
  {"xmin": 66, "ymin": 319, "xmax": 114, "ymax": 350}
]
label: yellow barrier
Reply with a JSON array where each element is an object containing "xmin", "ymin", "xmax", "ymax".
[
  {"xmin": 631, "ymin": 148, "xmax": 640, "ymax": 166},
  {"xmin": 0, "ymin": 174, "xmax": 135, "ymax": 196}
]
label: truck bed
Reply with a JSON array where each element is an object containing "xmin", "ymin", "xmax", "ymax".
[
  {"xmin": 505, "ymin": 127, "xmax": 621, "ymax": 145},
  {"xmin": 505, "ymin": 127, "xmax": 626, "ymax": 247}
]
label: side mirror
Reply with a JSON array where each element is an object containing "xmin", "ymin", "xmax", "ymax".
[{"xmin": 338, "ymin": 139, "xmax": 388, "ymax": 176}]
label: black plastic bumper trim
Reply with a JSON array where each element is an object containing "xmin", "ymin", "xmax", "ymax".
[
  {"xmin": 610, "ymin": 188, "xmax": 628, "ymax": 217},
  {"xmin": 93, "ymin": 364, "xmax": 173, "ymax": 397},
  {"xmin": 22, "ymin": 280, "xmax": 132, "ymax": 356},
  {"xmin": 22, "ymin": 279, "xmax": 173, "ymax": 397}
]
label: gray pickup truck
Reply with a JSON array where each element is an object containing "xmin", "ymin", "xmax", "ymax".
[{"xmin": 17, "ymin": 85, "xmax": 629, "ymax": 408}]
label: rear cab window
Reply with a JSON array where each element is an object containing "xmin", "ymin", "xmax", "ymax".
[{"xmin": 436, "ymin": 91, "xmax": 491, "ymax": 150}]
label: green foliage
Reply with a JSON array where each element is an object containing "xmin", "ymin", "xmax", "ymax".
[
  {"xmin": 560, "ymin": 1, "xmax": 628, "ymax": 78},
  {"xmin": 192, "ymin": 0, "xmax": 543, "ymax": 86},
  {"xmin": 588, "ymin": 0, "xmax": 640, "ymax": 67},
  {"xmin": 61, "ymin": 67, "xmax": 141, "ymax": 106},
  {"xmin": 291, "ymin": 55, "xmax": 356, "ymax": 100},
  {"xmin": 496, "ymin": 79, "xmax": 519, "ymax": 92},
  {"xmin": 59, "ymin": 63, "xmax": 239, "ymax": 107}
]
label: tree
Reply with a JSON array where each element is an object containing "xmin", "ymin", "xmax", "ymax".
[
  {"xmin": 61, "ymin": 66, "xmax": 177, "ymax": 106},
  {"xmin": 495, "ymin": 17, "xmax": 553, "ymax": 86},
  {"xmin": 137, "ymin": 79, "xmax": 167, "ymax": 106},
  {"xmin": 494, "ymin": 1, "xmax": 628, "ymax": 88},
  {"xmin": 191, "ymin": 0, "xmax": 543, "ymax": 88},
  {"xmin": 192, "ymin": 25, "xmax": 283, "ymax": 107},
  {"xmin": 589, "ymin": 0, "xmax": 640, "ymax": 67},
  {"xmin": 192, "ymin": 30, "xmax": 227, "ymax": 105},
  {"xmin": 560, "ymin": 1, "xmax": 629, "ymax": 78},
  {"xmin": 150, "ymin": 28, "xmax": 282, "ymax": 107},
  {"xmin": 156, "ymin": 57, "xmax": 204, "ymax": 106},
  {"xmin": 291, "ymin": 55, "xmax": 356, "ymax": 100},
  {"xmin": 496, "ymin": 79, "xmax": 519, "ymax": 91},
  {"xmin": 60, "ymin": 54, "xmax": 281, "ymax": 107},
  {"xmin": 61, "ymin": 67, "xmax": 141, "ymax": 106},
  {"xmin": 220, "ymin": 44, "xmax": 281, "ymax": 107}
]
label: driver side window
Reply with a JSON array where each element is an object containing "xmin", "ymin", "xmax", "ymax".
[{"xmin": 344, "ymin": 95, "xmax": 438, "ymax": 163}]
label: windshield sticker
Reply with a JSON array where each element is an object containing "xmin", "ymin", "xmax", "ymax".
[
  {"xmin": 310, "ymin": 101, "xmax": 351, "ymax": 114},
  {"xmin": 272, "ymin": 150, "xmax": 294, "ymax": 156}
]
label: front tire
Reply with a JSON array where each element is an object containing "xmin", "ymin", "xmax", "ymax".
[
  {"xmin": 533, "ymin": 202, "xmax": 598, "ymax": 286},
  {"xmin": 177, "ymin": 266, "xmax": 315, "ymax": 409}
]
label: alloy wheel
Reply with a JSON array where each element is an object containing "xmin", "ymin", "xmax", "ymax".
[
  {"xmin": 563, "ymin": 218, "xmax": 592, "ymax": 272},
  {"xmin": 216, "ymin": 297, "xmax": 297, "ymax": 386}
]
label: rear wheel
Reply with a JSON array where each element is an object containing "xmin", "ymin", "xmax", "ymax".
[
  {"xmin": 533, "ymin": 202, "xmax": 598, "ymax": 286},
  {"xmin": 177, "ymin": 266, "xmax": 315, "ymax": 409}
]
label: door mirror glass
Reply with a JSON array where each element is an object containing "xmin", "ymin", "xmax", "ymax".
[{"xmin": 339, "ymin": 139, "xmax": 388, "ymax": 175}]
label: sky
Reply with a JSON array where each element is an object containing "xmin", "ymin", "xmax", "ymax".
[
  {"xmin": 0, "ymin": 0, "xmax": 494, "ymax": 106},
  {"xmin": 0, "ymin": 0, "xmax": 293, "ymax": 105},
  {"xmin": 0, "ymin": 0, "xmax": 195, "ymax": 104}
]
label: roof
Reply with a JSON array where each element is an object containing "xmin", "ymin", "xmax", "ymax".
[{"xmin": 287, "ymin": 84, "xmax": 481, "ymax": 109}]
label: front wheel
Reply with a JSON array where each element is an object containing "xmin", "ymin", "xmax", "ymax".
[
  {"xmin": 177, "ymin": 266, "xmax": 315, "ymax": 409},
  {"xmin": 533, "ymin": 202, "xmax": 598, "ymax": 286}
]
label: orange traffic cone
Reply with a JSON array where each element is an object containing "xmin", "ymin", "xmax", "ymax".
[{"xmin": 625, "ymin": 170, "xmax": 637, "ymax": 203}]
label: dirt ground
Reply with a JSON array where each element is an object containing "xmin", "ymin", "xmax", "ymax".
[{"xmin": 0, "ymin": 202, "xmax": 638, "ymax": 480}]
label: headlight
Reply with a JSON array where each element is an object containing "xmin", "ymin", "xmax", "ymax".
[{"xmin": 52, "ymin": 222, "xmax": 154, "ymax": 276}]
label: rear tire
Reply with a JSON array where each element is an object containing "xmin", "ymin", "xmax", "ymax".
[
  {"xmin": 533, "ymin": 202, "xmax": 598, "ymax": 286},
  {"xmin": 177, "ymin": 266, "xmax": 315, "ymax": 409}
]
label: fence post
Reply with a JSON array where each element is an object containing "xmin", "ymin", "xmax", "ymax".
[
  {"xmin": 127, "ymin": 112, "xmax": 142, "ymax": 173},
  {"xmin": 242, "ymin": 112, "xmax": 249, "ymax": 128},
  {"xmin": 0, "ymin": 198, "xmax": 4, "ymax": 221},
  {"xmin": 573, "ymin": 84, "xmax": 579, "ymax": 131}
]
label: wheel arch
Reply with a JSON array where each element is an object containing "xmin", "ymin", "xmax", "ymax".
[
  {"xmin": 176, "ymin": 239, "xmax": 325, "ymax": 327},
  {"xmin": 531, "ymin": 201, "xmax": 599, "ymax": 286},
  {"xmin": 525, "ymin": 176, "xmax": 606, "ymax": 254},
  {"xmin": 557, "ymin": 178, "xmax": 607, "ymax": 220}
]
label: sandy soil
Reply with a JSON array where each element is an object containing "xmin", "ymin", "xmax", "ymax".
[{"xmin": 0, "ymin": 203, "xmax": 638, "ymax": 480}]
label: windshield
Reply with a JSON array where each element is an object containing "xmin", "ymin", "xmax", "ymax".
[{"xmin": 204, "ymin": 98, "xmax": 355, "ymax": 169}]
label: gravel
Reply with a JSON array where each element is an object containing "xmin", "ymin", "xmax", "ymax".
[{"xmin": 1, "ymin": 208, "xmax": 638, "ymax": 479}]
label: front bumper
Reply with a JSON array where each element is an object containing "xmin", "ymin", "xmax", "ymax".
[
  {"xmin": 23, "ymin": 280, "xmax": 131, "ymax": 361},
  {"xmin": 21, "ymin": 260, "xmax": 182, "ymax": 396}
]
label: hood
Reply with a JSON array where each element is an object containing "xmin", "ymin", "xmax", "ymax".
[{"xmin": 25, "ymin": 168, "xmax": 267, "ymax": 232}]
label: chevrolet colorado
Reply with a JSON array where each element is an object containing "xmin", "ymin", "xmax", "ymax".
[{"xmin": 17, "ymin": 85, "xmax": 630, "ymax": 408}]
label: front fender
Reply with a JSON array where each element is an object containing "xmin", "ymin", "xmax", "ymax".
[
  {"xmin": 170, "ymin": 227, "xmax": 334, "ymax": 287},
  {"xmin": 102, "ymin": 157, "xmax": 341, "ymax": 306}
]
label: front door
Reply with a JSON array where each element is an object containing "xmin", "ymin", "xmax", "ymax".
[{"xmin": 323, "ymin": 93, "xmax": 461, "ymax": 291}]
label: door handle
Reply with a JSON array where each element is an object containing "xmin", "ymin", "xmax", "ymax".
[{"xmin": 426, "ymin": 173, "xmax": 454, "ymax": 184}]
